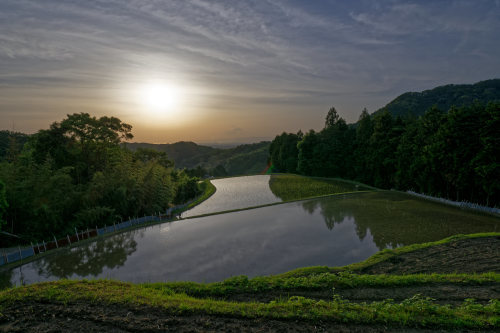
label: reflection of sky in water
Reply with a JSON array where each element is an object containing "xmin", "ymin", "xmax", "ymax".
[
  {"xmin": 3, "ymin": 192, "xmax": 498, "ymax": 288},
  {"xmin": 181, "ymin": 175, "xmax": 281, "ymax": 217},
  {"xmin": 7, "ymin": 200, "xmax": 378, "ymax": 286}
]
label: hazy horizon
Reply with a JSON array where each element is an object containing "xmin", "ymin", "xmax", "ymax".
[{"xmin": 1, "ymin": 1, "xmax": 499, "ymax": 143}]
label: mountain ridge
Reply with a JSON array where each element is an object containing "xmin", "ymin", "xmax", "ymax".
[
  {"xmin": 373, "ymin": 79, "xmax": 500, "ymax": 117},
  {"xmin": 126, "ymin": 141, "xmax": 270, "ymax": 175}
]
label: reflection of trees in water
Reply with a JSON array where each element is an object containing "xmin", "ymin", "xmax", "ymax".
[
  {"xmin": 0, "ymin": 269, "xmax": 13, "ymax": 289},
  {"xmin": 301, "ymin": 192, "xmax": 498, "ymax": 250},
  {"xmin": 34, "ymin": 232, "xmax": 137, "ymax": 278},
  {"xmin": 301, "ymin": 199, "xmax": 357, "ymax": 233}
]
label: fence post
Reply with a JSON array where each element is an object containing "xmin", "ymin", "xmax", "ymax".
[
  {"xmin": 75, "ymin": 227, "xmax": 80, "ymax": 242},
  {"xmin": 37, "ymin": 242, "xmax": 41, "ymax": 253},
  {"xmin": 18, "ymin": 246, "xmax": 22, "ymax": 260},
  {"xmin": 87, "ymin": 228, "xmax": 90, "ymax": 239},
  {"xmin": 4, "ymin": 251, "xmax": 8, "ymax": 263},
  {"xmin": 43, "ymin": 240, "xmax": 47, "ymax": 252},
  {"xmin": 31, "ymin": 242, "xmax": 35, "ymax": 255},
  {"xmin": 95, "ymin": 225, "xmax": 98, "ymax": 236},
  {"xmin": 54, "ymin": 235, "xmax": 59, "ymax": 248},
  {"xmin": 67, "ymin": 235, "xmax": 71, "ymax": 245},
  {"xmin": 113, "ymin": 222, "xmax": 116, "ymax": 232}
]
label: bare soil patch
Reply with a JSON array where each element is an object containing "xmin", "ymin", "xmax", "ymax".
[{"xmin": 360, "ymin": 236, "xmax": 500, "ymax": 275}]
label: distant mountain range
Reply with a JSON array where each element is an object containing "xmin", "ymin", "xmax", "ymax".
[
  {"xmin": 373, "ymin": 79, "xmax": 500, "ymax": 117},
  {"xmin": 126, "ymin": 141, "xmax": 270, "ymax": 175},
  {"xmin": 2, "ymin": 79, "xmax": 499, "ymax": 175}
]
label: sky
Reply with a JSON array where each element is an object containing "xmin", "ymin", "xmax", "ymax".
[{"xmin": 0, "ymin": 0, "xmax": 499, "ymax": 144}]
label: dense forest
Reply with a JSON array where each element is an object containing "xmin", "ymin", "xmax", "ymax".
[
  {"xmin": 372, "ymin": 79, "xmax": 500, "ymax": 117},
  {"xmin": 270, "ymin": 102, "xmax": 500, "ymax": 207},
  {"xmin": 127, "ymin": 141, "xmax": 270, "ymax": 176},
  {"xmin": 0, "ymin": 113, "xmax": 204, "ymax": 246}
]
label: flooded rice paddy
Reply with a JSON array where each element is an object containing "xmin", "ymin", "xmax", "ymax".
[
  {"xmin": 182, "ymin": 175, "xmax": 281, "ymax": 217},
  {"xmin": 1, "ymin": 191, "xmax": 498, "ymax": 288}
]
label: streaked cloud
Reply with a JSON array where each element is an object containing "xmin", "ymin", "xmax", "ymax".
[{"xmin": 0, "ymin": 0, "xmax": 499, "ymax": 142}]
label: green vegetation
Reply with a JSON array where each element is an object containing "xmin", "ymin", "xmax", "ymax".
[
  {"xmin": 373, "ymin": 79, "xmax": 500, "ymax": 118},
  {"xmin": 154, "ymin": 272, "xmax": 500, "ymax": 299},
  {"xmin": 343, "ymin": 232, "xmax": 500, "ymax": 272},
  {"xmin": 178, "ymin": 179, "xmax": 216, "ymax": 213},
  {"xmin": 0, "ymin": 113, "xmax": 205, "ymax": 246},
  {"xmin": 269, "ymin": 174, "xmax": 375, "ymax": 201},
  {"xmin": 0, "ymin": 180, "xmax": 7, "ymax": 230},
  {"xmin": 1, "ymin": 274, "xmax": 498, "ymax": 329},
  {"xmin": 0, "ymin": 130, "xmax": 29, "ymax": 162},
  {"xmin": 277, "ymin": 232, "xmax": 500, "ymax": 278},
  {"xmin": 270, "ymin": 102, "xmax": 500, "ymax": 207},
  {"xmin": 0, "ymin": 279, "xmax": 497, "ymax": 329},
  {"xmin": 128, "ymin": 140, "xmax": 270, "ymax": 176}
]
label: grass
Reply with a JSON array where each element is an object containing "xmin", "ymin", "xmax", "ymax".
[
  {"xmin": 275, "ymin": 232, "xmax": 500, "ymax": 278},
  {"xmin": 179, "ymin": 179, "xmax": 217, "ymax": 212},
  {"xmin": 269, "ymin": 173, "xmax": 376, "ymax": 201},
  {"xmin": 0, "ymin": 278, "xmax": 498, "ymax": 329},
  {"xmin": 150, "ymin": 272, "xmax": 500, "ymax": 299}
]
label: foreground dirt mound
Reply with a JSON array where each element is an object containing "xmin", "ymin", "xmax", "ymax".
[
  {"xmin": 360, "ymin": 236, "xmax": 500, "ymax": 275},
  {"xmin": 0, "ymin": 301, "xmax": 465, "ymax": 333}
]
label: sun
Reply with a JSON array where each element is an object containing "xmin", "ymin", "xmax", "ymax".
[{"xmin": 139, "ymin": 81, "xmax": 182, "ymax": 117}]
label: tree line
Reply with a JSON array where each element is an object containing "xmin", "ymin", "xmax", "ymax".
[
  {"xmin": 269, "ymin": 102, "xmax": 499, "ymax": 207},
  {"xmin": 0, "ymin": 113, "xmax": 203, "ymax": 246}
]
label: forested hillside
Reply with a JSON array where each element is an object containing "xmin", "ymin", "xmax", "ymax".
[
  {"xmin": 270, "ymin": 102, "xmax": 500, "ymax": 207},
  {"xmin": 127, "ymin": 141, "xmax": 270, "ymax": 176},
  {"xmin": 0, "ymin": 114, "xmax": 204, "ymax": 246},
  {"xmin": 373, "ymin": 79, "xmax": 500, "ymax": 117}
]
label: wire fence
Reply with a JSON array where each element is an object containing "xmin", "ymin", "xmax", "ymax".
[
  {"xmin": 406, "ymin": 191, "xmax": 500, "ymax": 215},
  {"xmin": 0, "ymin": 205, "xmax": 187, "ymax": 267}
]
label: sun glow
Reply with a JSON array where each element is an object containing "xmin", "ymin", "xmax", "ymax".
[{"xmin": 139, "ymin": 81, "xmax": 183, "ymax": 118}]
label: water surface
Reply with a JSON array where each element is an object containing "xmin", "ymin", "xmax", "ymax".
[
  {"xmin": 182, "ymin": 175, "xmax": 281, "ymax": 217},
  {"xmin": 1, "ymin": 192, "xmax": 498, "ymax": 288}
]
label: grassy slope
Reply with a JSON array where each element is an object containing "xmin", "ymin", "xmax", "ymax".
[
  {"xmin": 269, "ymin": 174, "xmax": 376, "ymax": 201},
  {"xmin": 277, "ymin": 232, "xmax": 500, "ymax": 278},
  {"xmin": 1, "ymin": 233, "xmax": 499, "ymax": 330},
  {"xmin": 0, "ymin": 279, "xmax": 498, "ymax": 329}
]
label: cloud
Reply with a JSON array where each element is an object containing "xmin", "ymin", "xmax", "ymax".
[{"xmin": 0, "ymin": 0, "xmax": 499, "ymax": 137}]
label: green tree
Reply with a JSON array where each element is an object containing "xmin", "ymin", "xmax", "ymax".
[
  {"xmin": 353, "ymin": 108, "xmax": 373, "ymax": 183},
  {"xmin": 325, "ymin": 107, "xmax": 340, "ymax": 128},
  {"xmin": 269, "ymin": 132, "xmax": 300, "ymax": 173},
  {"xmin": 0, "ymin": 180, "xmax": 8, "ymax": 230},
  {"xmin": 297, "ymin": 130, "xmax": 319, "ymax": 175},
  {"xmin": 368, "ymin": 111, "xmax": 399, "ymax": 188},
  {"xmin": 473, "ymin": 102, "xmax": 500, "ymax": 206}
]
